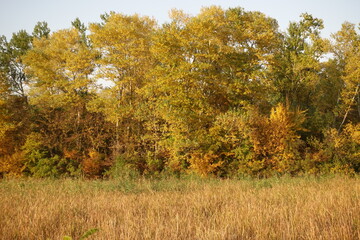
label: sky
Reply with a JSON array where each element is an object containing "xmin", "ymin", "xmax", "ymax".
[{"xmin": 0, "ymin": 0, "xmax": 359, "ymax": 40}]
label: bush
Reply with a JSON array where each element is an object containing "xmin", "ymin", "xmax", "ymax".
[
  {"xmin": 105, "ymin": 155, "xmax": 140, "ymax": 180},
  {"xmin": 304, "ymin": 123, "xmax": 360, "ymax": 174},
  {"xmin": 22, "ymin": 133, "xmax": 81, "ymax": 178},
  {"xmin": 0, "ymin": 151, "xmax": 26, "ymax": 177},
  {"xmin": 206, "ymin": 104, "xmax": 306, "ymax": 177}
]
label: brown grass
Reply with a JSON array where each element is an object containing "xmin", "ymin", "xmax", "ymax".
[{"xmin": 0, "ymin": 176, "xmax": 359, "ymax": 240}]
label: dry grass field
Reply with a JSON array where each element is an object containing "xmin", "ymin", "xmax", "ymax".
[{"xmin": 1, "ymin": 176, "xmax": 360, "ymax": 240}]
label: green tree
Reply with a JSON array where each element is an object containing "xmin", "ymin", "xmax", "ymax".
[
  {"xmin": 271, "ymin": 13, "xmax": 326, "ymax": 109},
  {"xmin": 0, "ymin": 30, "xmax": 32, "ymax": 97},
  {"xmin": 0, "ymin": 30, "xmax": 34, "ymax": 176},
  {"xmin": 32, "ymin": 21, "xmax": 50, "ymax": 39}
]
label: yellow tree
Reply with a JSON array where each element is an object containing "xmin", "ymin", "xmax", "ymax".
[
  {"xmin": 225, "ymin": 7, "xmax": 281, "ymax": 110},
  {"xmin": 145, "ymin": 6, "xmax": 281, "ymax": 174},
  {"xmin": 89, "ymin": 13, "xmax": 156, "ymax": 170},
  {"xmin": 22, "ymin": 27, "xmax": 102, "ymax": 176},
  {"xmin": 24, "ymin": 28, "xmax": 95, "ymax": 108},
  {"xmin": 146, "ymin": 7, "xmax": 230, "ymax": 172},
  {"xmin": 332, "ymin": 22, "xmax": 360, "ymax": 130}
]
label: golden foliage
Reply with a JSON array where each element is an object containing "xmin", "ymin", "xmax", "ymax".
[
  {"xmin": 305, "ymin": 123, "xmax": 360, "ymax": 174},
  {"xmin": 23, "ymin": 29, "xmax": 96, "ymax": 108},
  {"xmin": 247, "ymin": 104, "xmax": 306, "ymax": 174},
  {"xmin": 81, "ymin": 150, "xmax": 105, "ymax": 178},
  {"xmin": 189, "ymin": 151, "xmax": 223, "ymax": 177},
  {"xmin": 0, "ymin": 151, "xmax": 25, "ymax": 176},
  {"xmin": 1, "ymin": 6, "xmax": 359, "ymax": 177}
]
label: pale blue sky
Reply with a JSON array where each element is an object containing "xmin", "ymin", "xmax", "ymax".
[{"xmin": 0, "ymin": 0, "xmax": 359, "ymax": 39}]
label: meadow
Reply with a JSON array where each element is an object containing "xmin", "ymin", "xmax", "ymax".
[{"xmin": 1, "ymin": 176, "xmax": 359, "ymax": 240}]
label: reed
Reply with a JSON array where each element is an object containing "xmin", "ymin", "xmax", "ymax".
[{"xmin": 0, "ymin": 176, "xmax": 359, "ymax": 239}]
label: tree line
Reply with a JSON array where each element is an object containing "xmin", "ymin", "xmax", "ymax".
[{"xmin": 0, "ymin": 6, "xmax": 359, "ymax": 178}]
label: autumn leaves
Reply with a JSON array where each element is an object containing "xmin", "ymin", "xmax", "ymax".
[{"xmin": 0, "ymin": 6, "xmax": 359, "ymax": 177}]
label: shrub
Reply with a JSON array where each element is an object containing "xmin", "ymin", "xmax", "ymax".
[
  {"xmin": 189, "ymin": 151, "xmax": 223, "ymax": 177},
  {"xmin": 208, "ymin": 104, "xmax": 306, "ymax": 177},
  {"xmin": 304, "ymin": 123, "xmax": 360, "ymax": 174},
  {"xmin": 0, "ymin": 151, "xmax": 26, "ymax": 177},
  {"xmin": 22, "ymin": 133, "xmax": 80, "ymax": 178},
  {"xmin": 81, "ymin": 150, "xmax": 105, "ymax": 178},
  {"xmin": 105, "ymin": 155, "xmax": 140, "ymax": 180}
]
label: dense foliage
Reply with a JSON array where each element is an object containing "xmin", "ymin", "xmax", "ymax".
[{"xmin": 0, "ymin": 7, "xmax": 359, "ymax": 178}]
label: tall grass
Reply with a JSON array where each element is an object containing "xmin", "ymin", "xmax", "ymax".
[{"xmin": 0, "ymin": 176, "xmax": 359, "ymax": 239}]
